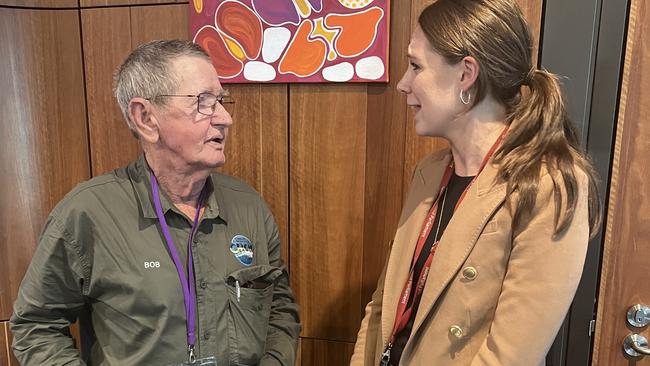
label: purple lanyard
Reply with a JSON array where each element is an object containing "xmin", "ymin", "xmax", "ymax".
[{"xmin": 150, "ymin": 172, "xmax": 205, "ymax": 363}]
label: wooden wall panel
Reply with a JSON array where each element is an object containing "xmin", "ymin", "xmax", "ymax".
[
  {"xmin": 81, "ymin": 0, "xmax": 187, "ymax": 7},
  {"xmin": 82, "ymin": 4, "xmax": 191, "ymax": 177},
  {"xmin": 290, "ymin": 84, "xmax": 367, "ymax": 341},
  {"xmin": 0, "ymin": 0, "xmax": 77, "ymax": 7},
  {"xmin": 129, "ymin": 4, "xmax": 188, "ymax": 44},
  {"xmin": 515, "ymin": 0, "xmax": 543, "ymax": 65},
  {"xmin": 0, "ymin": 8, "xmax": 89, "ymax": 320},
  {"xmin": 258, "ymin": 85, "xmax": 290, "ymax": 262},
  {"xmin": 219, "ymin": 84, "xmax": 290, "ymax": 261},
  {"xmin": 299, "ymin": 338, "xmax": 355, "ymax": 366},
  {"xmin": 592, "ymin": 0, "xmax": 650, "ymax": 364},
  {"xmin": 361, "ymin": 0, "xmax": 410, "ymax": 310},
  {"xmin": 81, "ymin": 7, "xmax": 138, "ymax": 176}
]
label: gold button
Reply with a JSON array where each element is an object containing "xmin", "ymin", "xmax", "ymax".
[
  {"xmin": 449, "ymin": 325, "xmax": 463, "ymax": 339},
  {"xmin": 462, "ymin": 266, "xmax": 478, "ymax": 280}
]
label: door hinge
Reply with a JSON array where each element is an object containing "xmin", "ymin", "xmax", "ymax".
[{"xmin": 588, "ymin": 319, "xmax": 596, "ymax": 336}]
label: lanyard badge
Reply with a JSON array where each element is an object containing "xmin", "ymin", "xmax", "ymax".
[{"xmin": 151, "ymin": 172, "xmax": 217, "ymax": 365}]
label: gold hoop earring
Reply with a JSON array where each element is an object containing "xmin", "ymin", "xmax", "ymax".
[{"xmin": 460, "ymin": 90, "xmax": 471, "ymax": 105}]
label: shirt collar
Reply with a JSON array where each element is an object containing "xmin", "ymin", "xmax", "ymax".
[{"xmin": 129, "ymin": 154, "xmax": 223, "ymax": 221}]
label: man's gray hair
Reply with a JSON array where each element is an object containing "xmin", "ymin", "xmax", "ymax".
[{"xmin": 113, "ymin": 39, "xmax": 211, "ymax": 138}]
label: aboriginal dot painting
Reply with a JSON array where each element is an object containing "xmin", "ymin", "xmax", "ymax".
[{"xmin": 190, "ymin": 0, "xmax": 390, "ymax": 83}]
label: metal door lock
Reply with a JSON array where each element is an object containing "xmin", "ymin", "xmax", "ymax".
[
  {"xmin": 624, "ymin": 334, "xmax": 650, "ymax": 357},
  {"xmin": 627, "ymin": 304, "xmax": 650, "ymax": 328}
]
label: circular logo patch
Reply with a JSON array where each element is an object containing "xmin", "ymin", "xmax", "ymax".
[{"xmin": 230, "ymin": 235, "xmax": 254, "ymax": 266}]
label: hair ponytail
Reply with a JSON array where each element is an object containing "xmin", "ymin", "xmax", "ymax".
[{"xmin": 494, "ymin": 69, "xmax": 601, "ymax": 237}]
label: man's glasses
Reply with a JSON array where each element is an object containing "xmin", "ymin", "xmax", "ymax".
[{"xmin": 152, "ymin": 92, "xmax": 235, "ymax": 115}]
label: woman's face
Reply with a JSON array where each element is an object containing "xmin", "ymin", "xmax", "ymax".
[{"xmin": 397, "ymin": 26, "xmax": 465, "ymax": 137}]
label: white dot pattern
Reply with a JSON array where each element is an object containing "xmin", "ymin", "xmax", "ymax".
[{"xmin": 339, "ymin": 0, "xmax": 373, "ymax": 9}]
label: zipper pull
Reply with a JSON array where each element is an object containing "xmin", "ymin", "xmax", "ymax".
[
  {"xmin": 380, "ymin": 343, "xmax": 392, "ymax": 366},
  {"xmin": 235, "ymin": 280, "xmax": 241, "ymax": 302}
]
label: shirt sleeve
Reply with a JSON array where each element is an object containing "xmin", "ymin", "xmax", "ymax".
[
  {"xmin": 470, "ymin": 170, "xmax": 591, "ymax": 366},
  {"xmin": 10, "ymin": 214, "xmax": 88, "ymax": 366},
  {"xmin": 258, "ymin": 202, "xmax": 301, "ymax": 366}
]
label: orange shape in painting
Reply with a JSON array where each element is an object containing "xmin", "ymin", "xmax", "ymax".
[
  {"xmin": 325, "ymin": 7, "xmax": 383, "ymax": 58},
  {"xmin": 279, "ymin": 20, "xmax": 327, "ymax": 77},
  {"xmin": 216, "ymin": 1, "xmax": 263, "ymax": 60},
  {"xmin": 193, "ymin": 26, "xmax": 243, "ymax": 79}
]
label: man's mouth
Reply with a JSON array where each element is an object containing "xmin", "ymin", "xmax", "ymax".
[{"xmin": 206, "ymin": 136, "xmax": 224, "ymax": 144}]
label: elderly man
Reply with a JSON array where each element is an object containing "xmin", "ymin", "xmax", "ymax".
[{"xmin": 10, "ymin": 40, "xmax": 300, "ymax": 366}]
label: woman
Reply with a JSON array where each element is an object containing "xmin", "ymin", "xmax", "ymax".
[{"xmin": 351, "ymin": 0, "xmax": 601, "ymax": 365}]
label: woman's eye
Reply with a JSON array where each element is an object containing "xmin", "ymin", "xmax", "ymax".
[{"xmin": 410, "ymin": 62, "xmax": 421, "ymax": 70}]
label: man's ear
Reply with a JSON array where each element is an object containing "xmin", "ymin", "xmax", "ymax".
[
  {"xmin": 128, "ymin": 97, "xmax": 159, "ymax": 144},
  {"xmin": 459, "ymin": 55, "xmax": 480, "ymax": 92}
]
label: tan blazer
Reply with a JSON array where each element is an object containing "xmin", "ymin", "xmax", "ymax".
[{"xmin": 351, "ymin": 149, "xmax": 590, "ymax": 366}]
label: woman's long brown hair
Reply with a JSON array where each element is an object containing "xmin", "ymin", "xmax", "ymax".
[{"xmin": 419, "ymin": 0, "xmax": 601, "ymax": 237}]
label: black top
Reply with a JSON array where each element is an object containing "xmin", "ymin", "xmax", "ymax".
[{"xmin": 389, "ymin": 172, "xmax": 474, "ymax": 365}]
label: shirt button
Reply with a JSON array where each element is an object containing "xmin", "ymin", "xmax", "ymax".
[
  {"xmin": 462, "ymin": 266, "xmax": 478, "ymax": 281},
  {"xmin": 204, "ymin": 332, "xmax": 211, "ymax": 340},
  {"xmin": 449, "ymin": 325, "xmax": 463, "ymax": 339},
  {"xmin": 200, "ymin": 279, "xmax": 208, "ymax": 289}
]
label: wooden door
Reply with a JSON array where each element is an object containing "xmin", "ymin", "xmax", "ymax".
[{"xmin": 592, "ymin": 0, "xmax": 650, "ymax": 364}]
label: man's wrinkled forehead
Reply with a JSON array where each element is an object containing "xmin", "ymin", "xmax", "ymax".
[{"xmin": 170, "ymin": 55, "xmax": 222, "ymax": 93}]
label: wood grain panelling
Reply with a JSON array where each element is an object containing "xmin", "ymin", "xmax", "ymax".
[
  {"xmin": 81, "ymin": 7, "xmax": 138, "ymax": 176},
  {"xmin": 515, "ymin": 0, "xmax": 543, "ymax": 65},
  {"xmin": 0, "ymin": 8, "xmax": 89, "ymax": 320},
  {"xmin": 129, "ymin": 4, "xmax": 188, "ymax": 45},
  {"xmin": 0, "ymin": 0, "xmax": 77, "ymax": 7},
  {"xmin": 299, "ymin": 338, "xmax": 355, "ymax": 366},
  {"xmin": 81, "ymin": 0, "xmax": 187, "ymax": 7},
  {"xmin": 82, "ymin": 4, "xmax": 190, "ymax": 177},
  {"xmin": 592, "ymin": 0, "xmax": 650, "ymax": 364},
  {"xmin": 258, "ymin": 85, "xmax": 290, "ymax": 261},
  {"xmin": 290, "ymin": 84, "xmax": 367, "ymax": 341},
  {"xmin": 219, "ymin": 84, "xmax": 290, "ymax": 261},
  {"xmin": 361, "ymin": 0, "xmax": 411, "ymax": 309}
]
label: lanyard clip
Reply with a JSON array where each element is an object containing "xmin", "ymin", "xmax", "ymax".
[
  {"xmin": 380, "ymin": 343, "xmax": 392, "ymax": 366},
  {"xmin": 188, "ymin": 344, "xmax": 196, "ymax": 363}
]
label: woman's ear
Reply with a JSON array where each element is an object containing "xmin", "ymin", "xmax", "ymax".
[
  {"xmin": 128, "ymin": 97, "xmax": 160, "ymax": 144},
  {"xmin": 459, "ymin": 55, "xmax": 480, "ymax": 91}
]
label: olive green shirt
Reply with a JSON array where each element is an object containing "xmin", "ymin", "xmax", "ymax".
[{"xmin": 10, "ymin": 155, "xmax": 300, "ymax": 366}]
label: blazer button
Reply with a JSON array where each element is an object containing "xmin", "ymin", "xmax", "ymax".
[
  {"xmin": 462, "ymin": 266, "xmax": 478, "ymax": 280},
  {"xmin": 449, "ymin": 325, "xmax": 463, "ymax": 339}
]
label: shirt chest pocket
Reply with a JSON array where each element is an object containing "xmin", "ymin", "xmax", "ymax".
[{"xmin": 225, "ymin": 265, "xmax": 284, "ymax": 365}]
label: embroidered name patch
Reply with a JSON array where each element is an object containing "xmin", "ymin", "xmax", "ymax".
[{"xmin": 230, "ymin": 235, "xmax": 254, "ymax": 266}]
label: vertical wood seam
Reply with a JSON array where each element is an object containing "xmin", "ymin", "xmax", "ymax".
[
  {"xmin": 77, "ymin": 5, "xmax": 93, "ymax": 179},
  {"xmin": 591, "ymin": 0, "xmax": 636, "ymax": 361},
  {"xmin": 3, "ymin": 322, "xmax": 11, "ymax": 366}
]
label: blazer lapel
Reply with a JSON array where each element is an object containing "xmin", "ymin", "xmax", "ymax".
[
  {"xmin": 380, "ymin": 152, "xmax": 452, "ymax": 345},
  {"xmin": 404, "ymin": 160, "xmax": 508, "ymax": 353}
]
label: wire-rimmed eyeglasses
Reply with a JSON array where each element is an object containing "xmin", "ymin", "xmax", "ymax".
[{"xmin": 150, "ymin": 92, "xmax": 235, "ymax": 116}]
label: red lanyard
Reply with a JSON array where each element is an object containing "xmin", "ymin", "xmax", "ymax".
[{"xmin": 388, "ymin": 127, "xmax": 508, "ymax": 345}]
